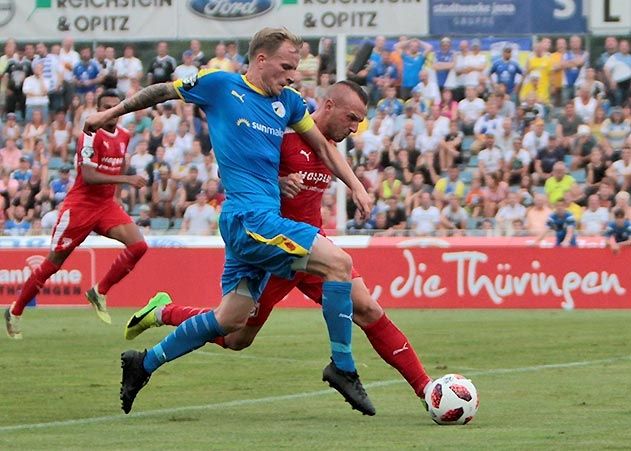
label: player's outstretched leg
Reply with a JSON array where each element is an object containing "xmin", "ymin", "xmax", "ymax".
[
  {"xmin": 6, "ymin": 258, "xmax": 60, "ymax": 339},
  {"xmin": 125, "ymin": 292, "xmax": 174, "ymax": 340},
  {"xmin": 120, "ymin": 349, "xmax": 151, "ymax": 414},
  {"xmin": 88, "ymin": 240, "xmax": 148, "ymax": 325}
]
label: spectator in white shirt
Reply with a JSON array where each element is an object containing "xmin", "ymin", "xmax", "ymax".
[
  {"xmin": 495, "ymin": 192, "xmax": 527, "ymax": 235},
  {"xmin": 174, "ymin": 50, "xmax": 198, "ymax": 81},
  {"xmin": 477, "ymin": 133, "xmax": 503, "ymax": 177},
  {"xmin": 163, "ymin": 132, "xmax": 183, "ymax": 168},
  {"xmin": 361, "ymin": 118, "xmax": 386, "ymax": 157},
  {"xmin": 581, "ymin": 194, "xmax": 610, "ymax": 236},
  {"xmin": 522, "ymin": 118, "xmax": 550, "ymax": 159},
  {"xmin": 440, "ymin": 194, "xmax": 468, "ymax": 235},
  {"xmin": 129, "ymin": 140, "xmax": 154, "ymax": 178},
  {"xmin": 409, "ymin": 192, "xmax": 441, "ymax": 236},
  {"xmin": 181, "ymin": 191, "xmax": 218, "ymax": 235},
  {"xmin": 573, "ymin": 85, "xmax": 598, "ymax": 123},
  {"xmin": 174, "ymin": 122, "xmax": 194, "ymax": 155},
  {"xmin": 412, "ymin": 70, "xmax": 440, "ymax": 106},
  {"xmin": 472, "ymin": 100, "xmax": 504, "ymax": 152},
  {"xmin": 415, "ymin": 120, "xmax": 443, "ymax": 155},
  {"xmin": 460, "ymin": 38, "xmax": 487, "ymax": 88},
  {"xmin": 393, "ymin": 103, "xmax": 425, "ymax": 136},
  {"xmin": 458, "ymin": 86, "xmax": 485, "ymax": 134},
  {"xmin": 159, "ymin": 102, "xmax": 181, "ymax": 135},
  {"xmin": 22, "ymin": 61, "xmax": 50, "ymax": 122},
  {"xmin": 607, "ymin": 145, "xmax": 631, "ymax": 186},
  {"xmin": 114, "ymin": 45, "xmax": 143, "ymax": 96}
]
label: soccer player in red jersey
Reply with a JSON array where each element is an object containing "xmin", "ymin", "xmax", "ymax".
[
  {"xmin": 126, "ymin": 81, "xmax": 432, "ymax": 408},
  {"xmin": 5, "ymin": 90, "xmax": 149, "ymax": 339}
]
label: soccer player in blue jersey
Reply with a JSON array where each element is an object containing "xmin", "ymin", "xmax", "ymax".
[
  {"xmin": 534, "ymin": 199, "xmax": 577, "ymax": 247},
  {"xmin": 84, "ymin": 28, "xmax": 375, "ymax": 416},
  {"xmin": 489, "ymin": 46, "xmax": 523, "ymax": 96},
  {"xmin": 605, "ymin": 208, "xmax": 631, "ymax": 253}
]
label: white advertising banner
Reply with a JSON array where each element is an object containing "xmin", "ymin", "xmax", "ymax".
[
  {"xmin": 0, "ymin": 0, "xmax": 428, "ymax": 41},
  {"xmin": 178, "ymin": 0, "xmax": 428, "ymax": 38},
  {"xmin": 589, "ymin": 0, "xmax": 631, "ymax": 35},
  {"xmin": 0, "ymin": 0, "xmax": 178, "ymax": 41}
]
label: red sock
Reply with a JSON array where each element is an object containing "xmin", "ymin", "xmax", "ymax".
[
  {"xmin": 362, "ymin": 313, "xmax": 432, "ymax": 397},
  {"xmin": 160, "ymin": 304, "xmax": 225, "ymax": 347},
  {"xmin": 12, "ymin": 259, "xmax": 60, "ymax": 316},
  {"xmin": 97, "ymin": 241, "xmax": 147, "ymax": 295}
]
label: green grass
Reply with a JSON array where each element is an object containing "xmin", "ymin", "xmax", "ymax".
[{"xmin": 2, "ymin": 309, "xmax": 631, "ymax": 449}]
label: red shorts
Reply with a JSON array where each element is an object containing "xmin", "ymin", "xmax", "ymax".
[
  {"xmin": 50, "ymin": 200, "xmax": 132, "ymax": 252},
  {"xmin": 247, "ymin": 267, "xmax": 361, "ymax": 327}
]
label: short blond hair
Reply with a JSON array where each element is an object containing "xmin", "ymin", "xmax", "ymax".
[{"xmin": 248, "ymin": 27, "xmax": 302, "ymax": 61}]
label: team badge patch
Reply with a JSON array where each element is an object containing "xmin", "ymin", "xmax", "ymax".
[
  {"xmin": 81, "ymin": 146, "xmax": 94, "ymax": 159},
  {"xmin": 272, "ymin": 101, "xmax": 286, "ymax": 118}
]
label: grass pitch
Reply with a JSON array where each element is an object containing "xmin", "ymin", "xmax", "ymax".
[{"xmin": 1, "ymin": 309, "xmax": 631, "ymax": 449}]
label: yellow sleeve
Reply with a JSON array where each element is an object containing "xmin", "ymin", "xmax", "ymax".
[{"xmin": 290, "ymin": 110, "xmax": 315, "ymax": 134}]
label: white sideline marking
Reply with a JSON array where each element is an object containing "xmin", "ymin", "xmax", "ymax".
[{"xmin": 1, "ymin": 355, "xmax": 629, "ymax": 433}]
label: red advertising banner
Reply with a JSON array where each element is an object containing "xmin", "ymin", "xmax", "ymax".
[{"xmin": 0, "ymin": 245, "xmax": 628, "ymax": 310}]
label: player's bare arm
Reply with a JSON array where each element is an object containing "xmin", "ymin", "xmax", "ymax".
[
  {"xmin": 300, "ymin": 126, "xmax": 371, "ymax": 218},
  {"xmin": 82, "ymin": 165, "xmax": 146, "ymax": 189},
  {"xmin": 83, "ymin": 83, "xmax": 179, "ymax": 135}
]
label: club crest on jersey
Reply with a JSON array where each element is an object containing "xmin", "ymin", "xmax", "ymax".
[
  {"xmin": 182, "ymin": 74, "xmax": 198, "ymax": 91},
  {"xmin": 81, "ymin": 146, "xmax": 94, "ymax": 159},
  {"xmin": 271, "ymin": 101, "xmax": 286, "ymax": 118}
]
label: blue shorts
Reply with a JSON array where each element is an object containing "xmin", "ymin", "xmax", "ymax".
[{"xmin": 219, "ymin": 210, "xmax": 319, "ymax": 301}]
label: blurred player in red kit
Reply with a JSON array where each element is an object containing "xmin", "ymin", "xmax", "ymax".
[
  {"xmin": 126, "ymin": 81, "xmax": 432, "ymax": 409},
  {"xmin": 5, "ymin": 90, "xmax": 148, "ymax": 339}
]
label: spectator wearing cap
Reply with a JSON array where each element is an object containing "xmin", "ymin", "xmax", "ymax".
[
  {"xmin": 147, "ymin": 41, "xmax": 177, "ymax": 85},
  {"xmin": 0, "ymin": 138, "xmax": 22, "ymax": 172},
  {"xmin": 411, "ymin": 70, "xmax": 440, "ymax": 107},
  {"xmin": 73, "ymin": 46, "xmax": 102, "ymax": 95},
  {"xmin": 533, "ymin": 135, "xmax": 566, "ymax": 185},
  {"xmin": 50, "ymin": 165, "xmax": 73, "ymax": 205},
  {"xmin": 489, "ymin": 45, "xmax": 523, "ymax": 97},
  {"xmin": 522, "ymin": 118, "xmax": 549, "ymax": 160},
  {"xmin": 174, "ymin": 50, "xmax": 198, "ymax": 81},
  {"xmin": 571, "ymin": 124, "xmax": 597, "ymax": 169},
  {"xmin": 395, "ymin": 37, "xmax": 432, "ymax": 99},
  {"xmin": 601, "ymin": 107, "xmax": 631, "ymax": 157},
  {"xmin": 457, "ymin": 86, "xmax": 485, "ymax": 135},
  {"xmin": 114, "ymin": 45, "xmax": 143, "ymax": 96},
  {"xmin": 432, "ymin": 37, "xmax": 456, "ymax": 92},
  {"xmin": 544, "ymin": 161, "xmax": 576, "ymax": 203}
]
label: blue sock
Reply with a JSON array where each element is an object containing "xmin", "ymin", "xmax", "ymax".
[
  {"xmin": 321, "ymin": 281, "xmax": 355, "ymax": 372},
  {"xmin": 143, "ymin": 310, "xmax": 225, "ymax": 374}
]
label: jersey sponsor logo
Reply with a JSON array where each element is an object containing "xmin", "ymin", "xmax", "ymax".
[
  {"xmin": 298, "ymin": 170, "xmax": 331, "ymax": 185},
  {"xmin": 187, "ymin": 0, "xmax": 276, "ymax": 21},
  {"xmin": 235, "ymin": 118, "xmax": 283, "ymax": 137},
  {"xmin": 271, "ymin": 101, "xmax": 286, "ymax": 118},
  {"xmin": 181, "ymin": 74, "xmax": 198, "ymax": 91},
  {"xmin": 299, "ymin": 149, "xmax": 311, "ymax": 161},
  {"xmin": 231, "ymin": 90, "xmax": 245, "ymax": 103}
]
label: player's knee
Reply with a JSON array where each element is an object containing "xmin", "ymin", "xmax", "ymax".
[
  {"xmin": 325, "ymin": 249, "xmax": 352, "ymax": 282},
  {"xmin": 353, "ymin": 300, "xmax": 383, "ymax": 327},
  {"xmin": 127, "ymin": 240, "xmax": 148, "ymax": 260},
  {"xmin": 224, "ymin": 335, "xmax": 254, "ymax": 351}
]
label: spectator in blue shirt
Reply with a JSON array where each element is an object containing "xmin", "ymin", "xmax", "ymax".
[
  {"xmin": 489, "ymin": 46, "xmax": 523, "ymax": 96},
  {"xmin": 535, "ymin": 199, "xmax": 577, "ymax": 247},
  {"xmin": 10, "ymin": 157, "xmax": 33, "ymax": 188},
  {"xmin": 73, "ymin": 47, "xmax": 102, "ymax": 95},
  {"xmin": 563, "ymin": 35, "xmax": 589, "ymax": 103},
  {"xmin": 50, "ymin": 165, "xmax": 73, "ymax": 205},
  {"xmin": 396, "ymin": 38, "xmax": 432, "ymax": 100},
  {"xmin": 433, "ymin": 37, "xmax": 456, "ymax": 91},
  {"xmin": 4, "ymin": 205, "xmax": 31, "ymax": 236},
  {"xmin": 605, "ymin": 208, "xmax": 631, "ymax": 253},
  {"xmin": 376, "ymin": 86, "xmax": 404, "ymax": 117}
]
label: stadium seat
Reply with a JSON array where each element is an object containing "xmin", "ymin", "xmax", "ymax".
[
  {"xmin": 460, "ymin": 169, "xmax": 473, "ymax": 184},
  {"xmin": 563, "ymin": 154, "xmax": 573, "ymax": 167},
  {"xmin": 171, "ymin": 218, "xmax": 183, "ymax": 230},
  {"xmin": 150, "ymin": 217, "xmax": 170, "ymax": 231},
  {"xmin": 48, "ymin": 157, "xmax": 64, "ymax": 170},
  {"xmin": 571, "ymin": 170, "xmax": 586, "ymax": 184},
  {"xmin": 462, "ymin": 136, "xmax": 475, "ymax": 152},
  {"xmin": 533, "ymin": 186, "xmax": 546, "ymax": 195},
  {"xmin": 468, "ymin": 155, "xmax": 478, "ymax": 167}
]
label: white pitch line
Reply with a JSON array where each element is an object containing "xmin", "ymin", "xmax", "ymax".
[{"xmin": 1, "ymin": 355, "xmax": 629, "ymax": 433}]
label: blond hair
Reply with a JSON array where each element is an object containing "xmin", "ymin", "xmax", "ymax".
[{"xmin": 248, "ymin": 27, "xmax": 302, "ymax": 61}]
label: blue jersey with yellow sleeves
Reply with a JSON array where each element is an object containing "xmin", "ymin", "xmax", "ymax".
[{"xmin": 173, "ymin": 70, "xmax": 314, "ymax": 214}]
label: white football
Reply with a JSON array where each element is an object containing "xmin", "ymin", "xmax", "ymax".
[{"xmin": 425, "ymin": 374, "xmax": 479, "ymax": 425}]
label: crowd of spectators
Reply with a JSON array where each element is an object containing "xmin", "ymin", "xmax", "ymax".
[{"xmin": 1, "ymin": 34, "xmax": 631, "ymax": 241}]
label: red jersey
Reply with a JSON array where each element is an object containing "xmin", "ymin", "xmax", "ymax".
[
  {"xmin": 66, "ymin": 127, "xmax": 130, "ymax": 205},
  {"xmin": 279, "ymin": 130, "xmax": 332, "ymax": 230}
]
